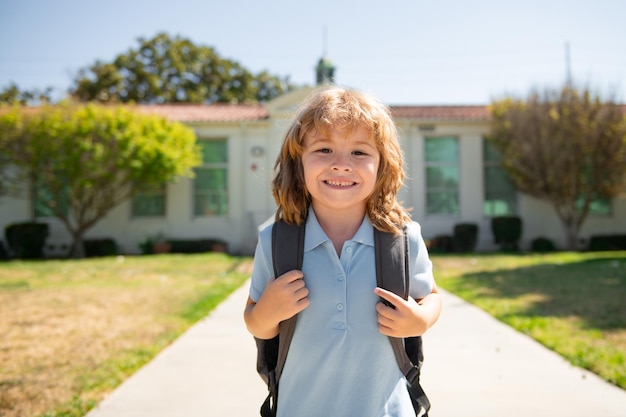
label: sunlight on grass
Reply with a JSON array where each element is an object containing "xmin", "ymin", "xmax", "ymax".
[
  {"xmin": 433, "ymin": 251, "xmax": 626, "ymax": 389},
  {"xmin": 0, "ymin": 254, "xmax": 252, "ymax": 417}
]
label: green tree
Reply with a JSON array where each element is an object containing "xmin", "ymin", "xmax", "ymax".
[
  {"xmin": 0, "ymin": 83, "xmax": 53, "ymax": 105},
  {"xmin": 0, "ymin": 103, "xmax": 201, "ymax": 257},
  {"xmin": 70, "ymin": 32, "xmax": 295, "ymax": 104},
  {"xmin": 488, "ymin": 85, "xmax": 626, "ymax": 250}
]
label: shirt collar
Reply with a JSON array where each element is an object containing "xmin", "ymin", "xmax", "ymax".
[{"xmin": 304, "ymin": 208, "xmax": 374, "ymax": 252}]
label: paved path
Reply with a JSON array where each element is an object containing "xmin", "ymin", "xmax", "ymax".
[{"xmin": 86, "ymin": 281, "xmax": 626, "ymax": 417}]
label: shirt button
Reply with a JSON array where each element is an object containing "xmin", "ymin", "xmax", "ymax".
[
  {"xmin": 346, "ymin": 247, "xmax": 352, "ymax": 253},
  {"xmin": 338, "ymin": 274, "xmax": 345, "ymax": 281},
  {"xmin": 337, "ymin": 303, "xmax": 344, "ymax": 311}
]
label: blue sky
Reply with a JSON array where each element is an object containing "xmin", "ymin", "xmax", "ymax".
[{"xmin": 1, "ymin": 0, "xmax": 624, "ymax": 105}]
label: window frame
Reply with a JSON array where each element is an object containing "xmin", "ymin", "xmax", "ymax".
[
  {"xmin": 424, "ymin": 136, "xmax": 460, "ymax": 216},
  {"xmin": 193, "ymin": 138, "xmax": 229, "ymax": 217},
  {"xmin": 482, "ymin": 138, "xmax": 518, "ymax": 217}
]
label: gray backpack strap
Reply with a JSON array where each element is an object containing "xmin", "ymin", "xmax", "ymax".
[
  {"xmin": 374, "ymin": 226, "xmax": 430, "ymax": 416},
  {"xmin": 271, "ymin": 220, "xmax": 305, "ymax": 382}
]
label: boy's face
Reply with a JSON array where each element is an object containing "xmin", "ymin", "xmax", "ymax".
[{"xmin": 301, "ymin": 124, "xmax": 380, "ymax": 217}]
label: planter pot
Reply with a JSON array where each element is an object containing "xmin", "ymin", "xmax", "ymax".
[{"xmin": 152, "ymin": 242, "xmax": 172, "ymax": 254}]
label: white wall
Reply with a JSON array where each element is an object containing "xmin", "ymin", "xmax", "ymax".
[{"xmin": 2, "ymin": 108, "xmax": 625, "ymax": 257}]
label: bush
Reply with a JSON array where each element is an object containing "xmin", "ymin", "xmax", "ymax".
[
  {"xmin": 165, "ymin": 239, "xmax": 228, "ymax": 254},
  {"xmin": 491, "ymin": 216, "xmax": 522, "ymax": 251},
  {"xmin": 0, "ymin": 240, "xmax": 8, "ymax": 260},
  {"xmin": 530, "ymin": 237, "xmax": 556, "ymax": 252},
  {"xmin": 4, "ymin": 222, "xmax": 49, "ymax": 259},
  {"xmin": 83, "ymin": 238, "xmax": 119, "ymax": 257},
  {"xmin": 453, "ymin": 223, "xmax": 478, "ymax": 252},
  {"xmin": 427, "ymin": 235, "xmax": 453, "ymax": 253},
  {"xmin": 588, "ymin": 235, "xmax": 626, "ymax": 251}
]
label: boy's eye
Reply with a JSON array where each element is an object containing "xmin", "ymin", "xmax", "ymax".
[
  {"xmin": 317, "ymin": 148, "xmax": 332, "ymax": 153},
  {"xmin": 353, "ymin": 150, "xmax": 368, "ymax": 156}
]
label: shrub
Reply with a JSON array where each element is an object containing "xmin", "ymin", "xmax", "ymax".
[
  {"xmin": 588, "ymin": 235, "xmax": 626, "ymax": 251},
  {"xmin": 164, "ymin": 239, "xmax": 228, "ymax": 254},
  {"xmin": 491, "ymin": 216, "xmax": 522, "ymax": 251},
  {"xmin": 427, "ymin": 235, "xmax": 453, "ymax": 253},
  {"xmin": 83, "ymin": 238, "xmax": 119, "ymax": 257},
  {"xmin": 4, "ymin": 222, "xmax": 49, "ymax": 259},
  {"xmin": 0, "ymin": 240, "xmax": 8, "ymax": 260},
  {"xmin": 453, "ymin": 223, "xmax": 479, "ymax": 252},
  {"xmin": 530, "ymin": 236, "xmax": 556, "ymax": 252}
]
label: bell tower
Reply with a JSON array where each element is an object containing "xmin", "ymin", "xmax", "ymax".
[
  {"xmin": 316, "ymin": 56, "xmax": 335, "ymax": 85},
  {"xmin": 315, "ymin": 26, "xmax": 335, "ymax": 85}
]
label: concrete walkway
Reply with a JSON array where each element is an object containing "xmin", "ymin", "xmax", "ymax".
[{"xmin": 86, "ymin": 281, "xmax": 626, "ymax": 417}]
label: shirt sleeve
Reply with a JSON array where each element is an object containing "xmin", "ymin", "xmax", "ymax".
[
  {"xmin": 249, "ymin": 223, "xmax": 275, "ymax": 302},
  {"xmin": 407, "ymin": 220, "xmax": 435, "ymax": 300}
]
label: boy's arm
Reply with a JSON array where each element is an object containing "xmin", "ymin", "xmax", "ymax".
[
  {"xmin": 374, "ymin": 283, "xmax": 442, "ymax": 338},
  {"xmin": 244, "ymin": 269, "xmax": 310, "ymax": 339}
]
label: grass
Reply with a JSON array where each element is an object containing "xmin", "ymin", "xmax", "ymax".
[
  {"xmin": 0, "ymin": 253, "xmax": 252, "ymax": 417},
  {"xmin": 431, "ymin": 251, "xmax": 626, "ymax": 389},
  {"xmin": 2, "ymin": 251, "xmax": 624, "ymax": 417}
]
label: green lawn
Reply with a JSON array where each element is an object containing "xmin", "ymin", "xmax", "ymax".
[
  {"xmin": 432, "ymin": 251, "xmax": 626, "ymax": 389},
  {"xmin": 1, "ymin": 251, "xmax": 624, "ymax": 417},
  {"xmin": 0, "ymin": 253, "xmax": 252, "ymax": 417}
]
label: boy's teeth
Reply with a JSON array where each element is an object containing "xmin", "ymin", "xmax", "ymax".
[{"xmin": 326, "ymin": 180, "xmax": 353, "ymax": 186}]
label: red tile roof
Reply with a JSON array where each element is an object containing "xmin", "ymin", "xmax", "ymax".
[
  {"xmin": 136, "ymin": 103, "xmax": 491, "ymax": 123},
  {"xmin": 137, "ymin": 103, "xmax": 269, "ymax": 122},
  {"xmin": 390, "ymin": 105, "xmax": 489, "ymax": 121}
]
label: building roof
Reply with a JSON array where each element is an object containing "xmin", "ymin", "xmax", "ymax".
[
  {"xmin": 136, "ymin": 103, "xmax": 491, "ymax": 123},
  {"xmin": 390, "ymin": 105, "xmax": 489, "ymax": 121},
  {"xmin": 137, "ymin": 103, "xmax": 269, "ymax": 122}
]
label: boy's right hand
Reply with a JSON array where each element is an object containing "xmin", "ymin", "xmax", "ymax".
[{"xmin": 255, "ymin": 270, "xmax": 310, "ymax": 326}]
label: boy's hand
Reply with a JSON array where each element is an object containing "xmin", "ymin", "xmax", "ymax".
[
  {"xmin": 374, "ymin": 287, "xmax": 429, "ymax": 338},
  {"xmin": 256, "ymin": 270, "xmax": 310, "ymax": 324}
]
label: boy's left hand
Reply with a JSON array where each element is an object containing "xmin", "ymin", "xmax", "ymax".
[{"xmin": 374, "ymin": 287, "xmax": 429, "ymax": 338}]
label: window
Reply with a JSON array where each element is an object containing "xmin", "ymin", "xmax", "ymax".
[
  {"xmin": 483, "ymin": 139, "xmax": 517, "ymax": 216},
  {"xmin": 424, "ymin": 137, "xmax": 459, "ymax": 215},
  {"xmin": 194, "ymin": 139, "xmax": 228, "ymax": 216},
  {"xmin": 132, "ymin": 185, "xmax": 166, "ymax": 217},
  {"xmin": 577, "ymin": 196, "xmax": 612, "ymax": 216},
  {"xmin": 34, "ymin": 179, "xmax": 69, "ymax": 218}
]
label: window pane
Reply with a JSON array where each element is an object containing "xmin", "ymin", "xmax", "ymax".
[
  {"xmin": 194, "ymin": 168, "xmax": 228, "ymax": 216},
  {"xmin": 34, "ymin": 180, "xmax": 69, "ymax": 218},
  {"xmin": 132, "ymin": 184, "xmax": 166, "ymax": 217},
  {"xmin": 132, "ymin": 193, "xmax": 165, "ymax": 216},
  {"xmin": 199, "ymin": 141, "xmax": 227, "ymax": 163},
  {"xmin": 427, "ymin": 191, "xmax": 459, "ymax": 214},
  {"xmin": 426, "ymin": 166, "xmax": 459, "ymax": 188},
  {"xmin": 577, "ymin": 196, "xmax": 611, "ymax": 215},
  {"xmin": 483, "ymin": 140, "xmax": 502, "ymax": 161},
  {"xmin": 425, "ymin": 137, "xmax": 459, "ymax": 215},
  {"xmin": 194, "ymin": 190, "xmax": 228, "ymax": 216},
  {"xmin": 425, "ymin": 137, "xmax": 458, "ymax": 162},
  {"xmin": 483, "ymin": 138, "xmax": 516, "ymax": 216},
  {"xmin": 485, "ymin": 166, "xmax": 514, "ymax": 191}
]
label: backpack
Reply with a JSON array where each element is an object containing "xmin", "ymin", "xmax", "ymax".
[{"xmin": 254, "ymin": 220, "xmax": 430, "ymax": 417}]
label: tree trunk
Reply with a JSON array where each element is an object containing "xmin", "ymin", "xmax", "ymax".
[
  {"xmin": 563, "ymin": 220, "xmax": 580, "ymax": 251},
  {"xmin": 70, "ymin": 231, "xmax": 86, "ymax": 258}
]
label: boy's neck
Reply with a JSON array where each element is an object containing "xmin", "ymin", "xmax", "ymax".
[{"xmin": 312, "ymin": 204, "xmax": 366, "ymax": 255}]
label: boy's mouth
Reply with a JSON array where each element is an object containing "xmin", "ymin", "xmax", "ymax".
[{"xmin": 324, "ymin": 180, "xmax": 356, "ymax": 187}]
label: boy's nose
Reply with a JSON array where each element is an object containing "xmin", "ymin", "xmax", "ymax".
[{"xmin": 331, "ymin": 155, "xmax": 352, "ymax": 171}]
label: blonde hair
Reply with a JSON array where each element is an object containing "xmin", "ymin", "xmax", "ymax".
[{"xmin": 272, "ymin": 86, "xmax": 411, "ymax": 233}]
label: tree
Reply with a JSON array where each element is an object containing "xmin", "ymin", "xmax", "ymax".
[
  {"xmin": 0, "ymin": 103, "xmax": 201, "ymax": 257},
  {"xmin": 70, "ymin": 32, "xmax": 295, "ymax": 104},
  {"xmin": 0, "ymin": 83, "xmax": 53, "ymax": 105},
  {"xmin": 488, "ymin": 85, "xmax": 626, "ymax": 250}
]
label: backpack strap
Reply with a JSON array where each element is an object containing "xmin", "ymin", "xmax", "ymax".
[
  {"xmin": 374, "ymin": 226, "xmax": 430, "ymax": 416},
  {"xmin": 271, "ymin": 220, "xmax": 305, "ymax": 382},
  {"xmin": 256, "ymin": 220, "xmax": 305, "ymax": 417}
]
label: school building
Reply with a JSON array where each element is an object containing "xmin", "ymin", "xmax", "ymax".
[{"xmin": 1, "ymin": 64, "xmax": 625, "ymax": 257}]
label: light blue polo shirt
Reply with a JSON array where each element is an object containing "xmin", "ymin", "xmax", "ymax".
[{"xmin": 250, "ymin": 209, "xmax": 434, "ymax": 417}]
